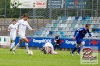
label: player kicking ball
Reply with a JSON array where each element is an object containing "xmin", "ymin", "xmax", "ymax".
[
  {"xmin": 13, "ymin": 13, "xmax": 35, "ymax": 54},
  {"xmin": 42, "ymin": 42, "xmax": 58, "ymax": 54},
  {"xmin": 8, "ymin": 19, "xmax": 18, "ymax": 51},
  {"xmin": 70, "ymin": 24, "xmax": 92, "ymax": 56}
]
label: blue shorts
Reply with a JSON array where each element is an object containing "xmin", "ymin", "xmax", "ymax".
[{"xmin": 76, "ymin": 38, "xmax": 83, "ymax": 44}]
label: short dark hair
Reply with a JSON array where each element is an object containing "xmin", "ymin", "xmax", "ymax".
[
  {"xmin": 85, "ymin": 24, "xmax": 90, "ymax": 27},
  {"xmin": 12, "ymin": 19, "xmax": 16, "ymax": 22},
  {"xmin": 23, "ymin": 13, "xmax": 28, "ymax": 17}
]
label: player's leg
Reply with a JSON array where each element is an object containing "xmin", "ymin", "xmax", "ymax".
[
  {"xmin": 10, "ymin": 35, "xmax": 15, "ymax": 51},
  {"xmin": 71, "ymin": 44, "xmax": 80, "ymax": 53},
  {"xmin": 10, "ymin": 40, "xmax": 15, "ymax": 51},
  {"xmin": 10, "ymin": 36, "xmax": 16, "ymax": 51},
  {"xmin": 13, "ymin": 39, "xmax": 23, "ymax": 51},
  {"xmin": 71, "ymin": 39, "xmax": 81, "ymax": 56},
  {"xmin": 51, "ymin": 51, "xmax": 58, "ymax": 54},
  {"xmin": 77, "ymin": 41, "xmax": 85, "ymax": 54},
  {"xmin": 23, "ymin": 37, "xmax": 30, "ymax": 53},
  {"xmin": 46, "ymin": 47, "xmax": 52, "ymax": 54}
]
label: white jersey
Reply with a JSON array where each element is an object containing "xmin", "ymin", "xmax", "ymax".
[
  {"xmin": 8, "ymin": 24, "xmax": 17, "ymax": 36},
  {"xmin": 44, "ymin": 42, "xmax": 54, "ymax": 51},
  {"xmin": 16, "ymin": 19, "xmax": 33, "ymax": 36}
]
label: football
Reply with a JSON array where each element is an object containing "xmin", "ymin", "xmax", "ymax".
[
  {"xmin": 12, "ymin": 0, "xmax": 19, "ymax": 8},
  {"xmin": 28, "ymin": 50, "xmax": 33, "ymax": 55}
]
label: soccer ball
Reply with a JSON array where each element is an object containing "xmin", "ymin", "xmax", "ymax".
[
  {"xmin": 12, "ymin": 0, "xmax": 19, "ymax": 8},
  {"xmin": 28, "ymin": 50, "xmax": 33, "ymax": 55}
]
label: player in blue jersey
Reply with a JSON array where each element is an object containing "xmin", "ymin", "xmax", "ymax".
[{"xmin": 70, "ymin": 24, "xmax": 92, "ymax": 56}]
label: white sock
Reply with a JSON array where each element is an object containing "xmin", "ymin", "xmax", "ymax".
[
  {"xmin": 13, "ymin": 43, "xmax": 19, "ymax": 50},
  {"xmin": 10, "ymin": 43, "xmax": 13, "ymax": 49},
  {"xmin": 25, "ymin": 43, "xmax": 29, "ymax": 52}
]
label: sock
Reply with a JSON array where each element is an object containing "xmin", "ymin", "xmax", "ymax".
[
  {"xmin": 13, "ymin": 43, "xmax": 19, "ymax": 50},
  {"xmin": 12, "ymin": 42, "xmax": 15, "ymax": 48},
  {"xmin": 77, "ymin": 46, "xmax": 81, "ymax": 53},
  {"xmin": 25, "ymin": 43, "xmax": 29, "ymax": 52},
  {"xmin": 10, "ymin": 42, "xmax": 15, "ymax": 49},
  {"xmin": 72, "ymin": 47, "xmax": 77, "ymax": 53},
  {"xmin": 10, "ymin": 43, "xmax": 13, "ymax": 49}
]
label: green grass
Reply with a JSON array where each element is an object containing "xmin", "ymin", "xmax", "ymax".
[{"xmin": 0, "ymin": 48, "xmax": 99, "ymax": 66}]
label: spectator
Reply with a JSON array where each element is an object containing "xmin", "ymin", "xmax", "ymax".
[{"xmin": 54, "ymin": 34, "xmax": 60, "ymax": 50}]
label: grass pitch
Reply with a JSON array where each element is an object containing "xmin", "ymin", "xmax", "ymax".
[{"xmin": 0, "ymin": 48, "xmax": 99, "ymax": 66}]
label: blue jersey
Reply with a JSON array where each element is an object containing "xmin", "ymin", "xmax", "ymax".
[{"xmin": 74, "ymin": 27, "xmax": 92, "ymax": 39}]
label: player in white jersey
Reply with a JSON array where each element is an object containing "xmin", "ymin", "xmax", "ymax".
[
  {"xmin": 42, "ymin": 42, "xmax": 58, "ymax": 54},
  {"xmin": 8, "ymin": 19, "xmax": 18, "ymax": 51},
  {"xmin": 13, "ymin": 13, "xmax": 35, "ymax": 54}
]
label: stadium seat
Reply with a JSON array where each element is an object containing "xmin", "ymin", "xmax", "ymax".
[
  {"xmin": 75, "ymin": 24, "xmax": 79, "ymax": 28},
  {"xmin": 67, "ymin": 17, "xmax": 72, "ymax": 20},
  {"xmin": 59, "ymin": 20, "xmax": 62, "ymax": 24},
  {"xmin": 51, "ymin": 27, "xmax": 55, "ymax": 31},
  {"xmin": 53, "ymin": 24, "xmax": 57, "ymax": 27},
  {"xmin": 60, "ymin": 31, "xmax": 64, "ymax": 35},
  {"xmin": 32, "ymin": 16, "xmax": 100, "ymax": 39},
  {"xmin": 71, "ymin": 24, "xmax": 75, "ymax": 28},
  {"xmin": 82, "ymin": 17, "xmax": 86, "ymax": 20},
  {"xmin": 78, "ymin": 16, "xmax": 82, "ymax": 20},
  {"xmin": 60, "ymin": 24, "xmax": 65, "ymax": 27},
  {"xmin": 71, "ymin": 16, "xmax": 75, "ymax": 20},
  {"xmin": 58, "ymin": 27, "xmax": 62, "ymax": 31},
  {"xmin": 86, "ymin": 17, "xmax": 90, "ymax": 20},
  {"xmin": 49, "ymin": 31, "xmax": 53, "ymax": 35},
  {"xmin": 75, "ymin": 17, "xmax": 79, "ymax": 20}
]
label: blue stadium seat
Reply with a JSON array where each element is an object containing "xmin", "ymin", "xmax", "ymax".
[
  {"xmin": 58, "ymin": 27, "xmax": 62, "ymax": 31},
  {"xmin": 75, "ymin": 17, "xmax": 79, "ymax": 20},
  {"xmin": 49, "ymin": 31, "xmax": 53, "ymax": 35},
  {"xmin": 60, "ymin": 31, "xmax": 64, "ymax": 35},
  {"xmin": 51, "ymin": 27, "xmax": 55, "ymax": 31},
  {"xmin": 86, "ymin": 17, "xmax": 90, "ymax": 20},
  {"xmin": 82, "ymin": 17, "xmax": 86, "ymax": 20}
]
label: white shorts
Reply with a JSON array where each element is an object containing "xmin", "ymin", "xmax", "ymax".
[
  {"xmin": 19, "ymin": 35, "xmax": 26, "ymax": 40},
  {"xmin": 10, "ymin": 35, "xmax": 16, "ymax": 40}
]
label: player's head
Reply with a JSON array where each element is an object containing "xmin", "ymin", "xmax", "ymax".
[
  {"xmin": 23, "ymin": 13, "xmax": 28, "ymax": 21},
  {"xmin": 85, "ymin": 24, "xmax": 90, "ymax": 30},
  {"xmin": 12, "ymin": 19, "xmax": 16, "ymax": 24},
  {"xmin": 56, "ymin": 34, "xmax": 59, "ymax": 36}
]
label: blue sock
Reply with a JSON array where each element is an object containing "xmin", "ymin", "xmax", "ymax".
[
  {"xmin": 77, "ymin": 46, "xmax": 81, "ymax": 53},
  {"xmin": 72, "ymin": 47, "xmax": 77, "ymax": 53}
]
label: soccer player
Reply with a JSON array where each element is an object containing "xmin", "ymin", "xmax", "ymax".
[
  {"xmin": 8, "ymin": 19, "xmax": 18, "ymax": 51},
  {"xmin": 70, "ymin": 24, "xmax": 92, "ymax": 56},
  {"xmin": 13, "ymin": 13, "xmax": 35, "ymax": 54},
  {"xmin": 42, "ymin": 42, "xmax": 58, "ymax": 54}
]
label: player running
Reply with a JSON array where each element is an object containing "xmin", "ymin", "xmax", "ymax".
[
  {"xmin": 70, "ymin": 24, "xmax": 92, "ymax": 56},
  {"xmin": 42, "ymin": 42, "xmax": 58, "ymax": 54},
  {"xmin": 13, "ymin": 13, "xmax": 35, "ymax": 54},
  {"xmin": 8, "ymin": 19, "xmax": 18, "ymax": 51}
]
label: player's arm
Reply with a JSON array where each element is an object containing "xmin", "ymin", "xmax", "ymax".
[
  {"xmin": 16, "ymin": 20, "xmax": 20, "ymax": 26},
  {"xmin": 27, "ymin": 22, "xmax": 35, "ymax": 31},
  {"xmin": 87, "ymin": 30, "xmax": 92, "ymax": 37},
  {"xmin": 16, "ymin": 26, "xmax": 19, "ymax": 33},
  {"xmin": 74, "ymin": 28, "xmax": 83, "ymax": 39},
  {"xmin": 8, "ymin": 25, "xmax": 10, "ymax": 32}
]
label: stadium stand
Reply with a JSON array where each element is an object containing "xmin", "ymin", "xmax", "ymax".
[{"xmin": 33, "ymin": 16, "xmax": 100, "ymax": 39}]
